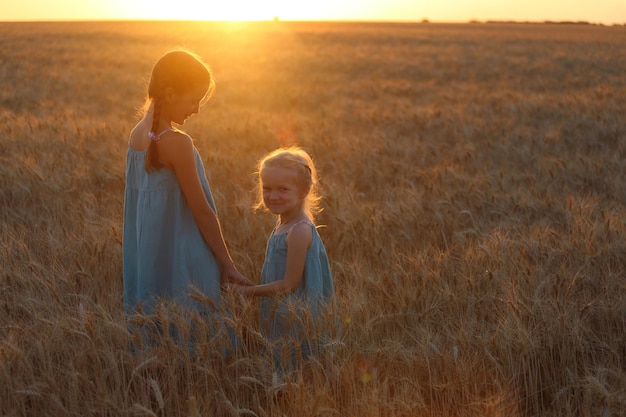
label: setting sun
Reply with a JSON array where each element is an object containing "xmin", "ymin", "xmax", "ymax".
[
  {"xmin": 117, "ymin": 0, "xmax": 372, "ymax": 22},
  {"xmin": 1, "ymin": 0, "xmax": 623, "ymax": 25},
  {"xmin": 119, "ymin": 0, "xmax": 284, "ymax": 21}
]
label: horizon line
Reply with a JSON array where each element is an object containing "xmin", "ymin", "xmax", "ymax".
[{"xmin": 0, "ymin": 18, "xmax": 624, "ymax": 26}]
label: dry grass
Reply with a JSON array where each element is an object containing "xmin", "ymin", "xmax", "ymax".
[{"xmin": 0, "ymin": 21, "xmax": 625, "ymax": 416}]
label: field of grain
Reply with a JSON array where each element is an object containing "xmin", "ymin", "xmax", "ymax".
[{"xmin": 0, "ymin": 21, "xmax": 624, "ymax": 416}]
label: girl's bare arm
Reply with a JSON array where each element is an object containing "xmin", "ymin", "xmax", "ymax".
[
  {"xmin": 158, "ymin": 132, "xmax": 246, "ymax": 282},
  {"xmin": 232, "ymin": 223, "xmax": 312, "ymax": 296}
]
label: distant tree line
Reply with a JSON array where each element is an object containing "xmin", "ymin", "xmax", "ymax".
[
  {"xmin": 418, "ymin": 19, "xmax": 624, "ymax": 26},
  {"xmin": 469, "ymin": 19, "xmax": 625, "ymax": 26}
]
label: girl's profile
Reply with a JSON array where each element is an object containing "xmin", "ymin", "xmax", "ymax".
[{"xmin": 123, "ymin": 50, "xmax": 250, "ymax": 325}]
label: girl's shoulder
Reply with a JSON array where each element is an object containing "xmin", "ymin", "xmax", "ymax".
[
  {"xmin": 156, "ymin": 130, "xmax": 196, "ymax": 170},
  {"xmin": 273, "ymin": 218, "xmax": 314, "ymax": 236},
  {"xmin": 288, "ymin": 219, "xmax": 314, "ymax": 233},
  {"xmin": 284, "ymin": 219, "xmax": 314, "ymax": 245},
  {"xmin": 128, "ymin": 121, "xmax": 151, "ymax": 152},
  {"xmin": 129, "ymin": 122, "xmax": 189, "ymax": 151}
]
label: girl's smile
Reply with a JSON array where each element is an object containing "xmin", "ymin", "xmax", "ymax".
[{"xmin": 261, "ymin": 166, "xmax": 305, "ymax": 221}]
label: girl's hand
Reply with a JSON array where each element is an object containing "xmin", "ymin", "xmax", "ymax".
[
  {"xmin": 231, "ymin": 274, "xmax": 255, "ymax": 286},
  {"xmin": 224, "ymin": 283, "xmax": 252, "ymax": 297},
  {"xmin": 221, "ymin": 265, "xmax": 254, "ymax": 286},
  {"xmin": 223, "ymin": 284, "xmax": 254, "ymax": 313},
  {"xmin": 225, "ymin": 283, "xmax": 242, "ymax": 291}
]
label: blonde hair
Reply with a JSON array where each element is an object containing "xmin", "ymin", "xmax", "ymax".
[
  {"xmin": 143, "ymin": 49, "xmax": 215, "ymax": 172},
  {"xmin": 255, "ymin": 147, "xmax": 322, "ymax": 222}
]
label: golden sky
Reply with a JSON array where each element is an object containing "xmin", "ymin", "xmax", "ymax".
[{"xmin": 2, "ymin": 0, "xmax": 624, "ymax": 25}]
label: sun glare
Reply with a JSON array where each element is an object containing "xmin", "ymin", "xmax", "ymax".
[
  {"xmin": 118, "ymin": 0, "xmax": 365, "ymax": 21},
  {"xmin": 123, "ymin": 0, "xmax": 284, "ymax": 21}
]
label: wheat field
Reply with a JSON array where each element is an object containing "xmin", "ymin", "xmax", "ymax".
[{"xmin": 0, "ymin": 21, "xmax": 625, "ymax": 416}]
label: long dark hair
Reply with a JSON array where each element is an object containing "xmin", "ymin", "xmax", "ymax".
[{"xmin": 144, "ymin": 50, "xmax": 214, "ymax": 172}]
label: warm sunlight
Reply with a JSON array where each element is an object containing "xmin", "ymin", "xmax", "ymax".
[
  {"xmin": 114, "ymin": 0, "xmax": 384, "ymax": 21},
  {"xmin": 121, "ymin": 0, "xmax": 284, "ymax": 21},
  {"xmin": 2, "ymin": 0, "xmax": 624, "ymax": 25}
]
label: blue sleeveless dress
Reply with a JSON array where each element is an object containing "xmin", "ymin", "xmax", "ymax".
[
  {"xmin": 122, "ymin": 138, "xmax": 221, "ymax": 316},
  {"xmin": 259, "ymin": 220, "xmax": 334, "ymax": 370}
]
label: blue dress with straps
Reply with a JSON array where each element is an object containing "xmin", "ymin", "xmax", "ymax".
[
  {"xmin": 259, "ymin": 219, "xmax": 334, "ymax": 370},
  {"xmin": 122, "ymin": 131, "xmax": 221, "ymax": 316}
]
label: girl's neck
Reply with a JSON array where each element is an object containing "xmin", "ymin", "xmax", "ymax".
[{"xmin": 146, "ymin": 105, "xmax": 173, "ymax": 130}]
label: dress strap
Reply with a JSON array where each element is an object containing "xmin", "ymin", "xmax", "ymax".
[
  {"xmin": 286, "ymin": 219, "xmax": 314, "ymax": 235},
  {"xmin": 148, "ymin": 128, "xmax": 172, "ymax": 142}
]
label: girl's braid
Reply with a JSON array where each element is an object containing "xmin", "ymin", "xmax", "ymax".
[{"xmin": 145, "ymin": 98, "xmax": 163, "ymax": 172}]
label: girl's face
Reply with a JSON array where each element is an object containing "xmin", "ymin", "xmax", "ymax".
[
  {"xmin": 261, "ymin": 166, "xmax": 307, "ymax": 220},
  {"xmin": 164, "ymin": 85, "xmax": 208, "ymax": 125}
]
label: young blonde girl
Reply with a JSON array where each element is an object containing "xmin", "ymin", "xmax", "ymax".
[
  {"xmin": 229, "ymin": 147, "xmax": 334, "ymax": 372},
  {"xmin": 123, "ymin": 50, "xmax": 250, "ymax": 320}
]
